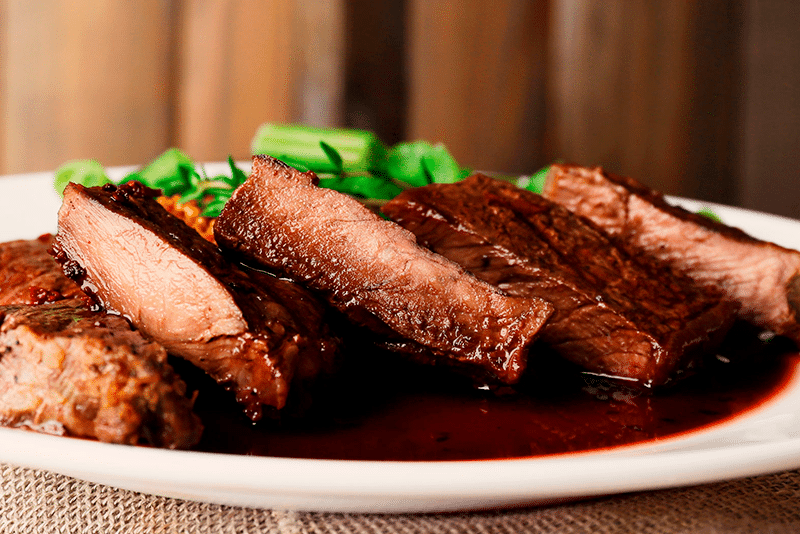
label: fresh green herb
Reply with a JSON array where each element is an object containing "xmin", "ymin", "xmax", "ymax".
[
  {"xmin": 516, "ymin": 165, "xmax": 550, "ymax": 194},
  {"xmin": 697, "ymin": 207, "xmax": 722, "ymax": 222},
  {"xmin": 187, "ymin": 156, "xmax": 250, "ymax": 217},
  {"xmin": 319, "ymin": 141, "xmax": 344, "ymax": 174},
  {"xmin": 119, "ymin": 148, "xmax": 196, "ymax": 196},
  {"xmin": 53, "ymin": 149, "xmax": 248, "ymax": 218},
  {"xmin": 317, "ymin": 175, "xmax": 403, "ymax": 200},
  {"xmin": 383, "ymin": 141, "xmax": 464, "ymax": 187},
  {"xmin": 54, "ymin": 159, "xmax": 111, "ymax": 196},
  {"xmin": 54, "ymin": 124, "xmax": 550, "ymax": 219},
  {"xmin": 251, "ymin": 123, "xmax": 386, "ymax": 174},
  {"xmin": 251, "ymin": 124, "xmax": 473, "ymax": 199},
  {"xmin": 226, "ymin": 155, "xmax": 249, "ymax": 188}
]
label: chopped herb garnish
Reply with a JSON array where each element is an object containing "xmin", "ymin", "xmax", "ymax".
[
  {"xmin": 697, "ymin": 208, "xmax": 722, "ymax": 222},
  {"xmin": 52, "ymin": 124, "xmax": 590, "ymax": 219},
  {"xmin": 54, "ymin": 159, "xmax": 111, "ymax": 195}
]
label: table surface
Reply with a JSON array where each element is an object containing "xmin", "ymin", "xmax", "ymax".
[{"xmin": 1, "ymin": 463, "xmax": 799, "ymax": 534}]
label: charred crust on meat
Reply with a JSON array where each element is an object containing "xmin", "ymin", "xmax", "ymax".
[
  {"xmin": 543, "ymin": 164, "xmax": 800, "ymax": 344},
  {"xmin": 29, "ymin": 287, "xmax": 65, "ymax": 305},
  {"xmin": 383, "ymin": 174, "xmax": 738, "ymax": 387},
  {"xmin": 55, "ymin": 181, "xmax": 340, "ymax": 420},
  {"xmin": 60, "ymin": 259, "xmax": 86, "ymax": 282},
  {"xmin": 108, "ymin": 181, "xmax": 161, "ymax": 203},
  {"xmin": 215, "ymin": 155, "xmax": 552, "ymax": 385}
]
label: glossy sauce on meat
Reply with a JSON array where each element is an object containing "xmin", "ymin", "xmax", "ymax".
[
  {"xmin": 187, "ymin": 324, "xmax": 797, "ymax": 461},
  {"xmin": 383, "ymin": 175, "xmax": 739, "ymax": 388},
  {"xmin": 214, "ymin": 156, "xmax": 553, "ymax": 385}
]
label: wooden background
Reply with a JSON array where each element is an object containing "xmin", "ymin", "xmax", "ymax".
[{"xmin": 1, "ymin": 0, "xmax": 798, "ymax": 217}]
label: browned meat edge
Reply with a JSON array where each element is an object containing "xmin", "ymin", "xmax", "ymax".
[
  {"xmin": 543, "ymin": 164, "xmax": 800, "ymax": 344},
  {"xmin": 214, "ymin": 155, "xmax": 553, "ymax": 385},
  {"xmin": 383, "ymin": 174, "xmax": 739, "ymax": 387},
  {"xmin": 54, "ymin": 181, "xmax": 338, "ymax": 420},
  {"xmin": 0, "ymin": 299, "xmax": 202, "ymax": 448},
  {"xmin": 0, "ymin": 235, "xmax": 83, "ymax": 305}
]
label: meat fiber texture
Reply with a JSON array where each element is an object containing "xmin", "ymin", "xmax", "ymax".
[
  {"xmin": 382, "ymin": 174, "xmax": 739, "ymax": 388},
  {"xmin": 55, "ymin": 182, "xmax": 338, "ymax": 421},
  {"xmin": 0, "ymin": 299, "xmax": 202, "ymax": 448},
  {"xmin": 214, "ymin": 155, "xmax": 553, "ymax": 385},
  {"xmin": 543, "ymin": 164, "xmax": 800, "ymax": 344},
  {"xmin": 0, "ymin": 235, "xmax": 83, "ymax": 305}
]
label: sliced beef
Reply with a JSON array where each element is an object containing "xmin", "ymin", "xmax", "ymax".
[
  {"xmin": 214, "ymin": 155, "xmax": 553, "ymax": 385},
  {"xmin": 0, "ymin": 299, "xmax": 202, "ymax": 448},
  {"xmin": 543, "ymin": 164, "xmax": 800, "ymax": 344},
  {"xmin": 382, "ymin": 174, "xmax": 739, "ymax": 387},
  {"xmin": 0, "ymin": 235, "xmax": 83, "ymax": 305},
  {"xmin": 54, "ymin": 181, "xmax": 338, "ymax": 420}
]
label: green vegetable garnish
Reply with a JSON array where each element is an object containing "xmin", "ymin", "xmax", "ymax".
[
  {"xmin": 180, "ymin": 157, "xmax": 249, "ymax": 215},
  {"xmin": 252, "ymin": 123, "xmax": 386, "ymax": 174},
  {"xmin": 319, "ymin": 141, "xmax": 344, "ymax": 174},
  {"xmin": 317, "ymin": 176, "xmax": 403, "ymax": 200},
  {"xmin": 54, "ymin": 159, "xmax": 111, "ymax": 196},
  {"xmin": 54, "ymin": 124, "xmax": 549, "ymax": 220},
  {"xmin": 120, "ymin": 148, "xmax": 196, "ymax": 196},
  {"xmin": 516, "ymin": 165, "xmax": 550, "ymax": 194},
  {"xmin": 384, "ymin": 141, "xmax": 462, "ymax": 186},
  {"xmin": 697, "ymin": 208, "xmax": 722, "ymax": 222}
]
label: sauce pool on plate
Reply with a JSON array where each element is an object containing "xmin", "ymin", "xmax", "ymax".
[{"xmin": 181, "ymin": 322, "xmax": 798, "ymax": 461}]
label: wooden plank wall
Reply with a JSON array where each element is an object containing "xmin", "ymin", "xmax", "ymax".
[
  {"xmin": 2, "ymin": 0, "xmax": 174, "ymax": 172},
  {"xmin": 547, "ymin": 0, "xmax": 742, "ymax": 203},
  {"xmin": 175, "ymin": 0, "xmax": 299, "ymax": 162},
  {"xmin": 0, "ymin": 1, "xmax": 797, "ymax": 217},
  {"xmin": 0, "ymin": 0, "xmax": 6, "ymax": 173},
  {"xmin": 739, "ymin": 0, "xmax": 800, "ymax": 218},
  {"xmin": 406, "ymin": 0, "xmax": 549, "ymax": 175}
]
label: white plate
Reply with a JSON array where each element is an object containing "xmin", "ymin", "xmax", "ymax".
[{"xmin": 2, "ymin": 166, "xmax": 800, "ymax": 513}]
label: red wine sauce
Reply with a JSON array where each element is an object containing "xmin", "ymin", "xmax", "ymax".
[{"xmin": 181, "ymin": 323, "xmax": 798, "ymax": 461}]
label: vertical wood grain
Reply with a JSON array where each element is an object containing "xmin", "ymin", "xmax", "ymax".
[
  {"xmin": 0, "ymin": 0, "xmax": 7, "ymax": 173},
  {"xmin": 176, "ymin": 0, "xmax": 294, "ymax": 161},
  {"xmin": 739, "ymin": 0, "xmax": 800, "ymax": 218},
  {"xmin": 547, "ymin": 0, "xmax": 741, "ymax": 201},
  {"xmin": 292, "ymin": 0, "xmax": 346, "ymax": 127},
  {"xmin": 176, "ymin": 0, "xmax": 346, "ymax": 162},
  {"xmin": 2, "ymin": 0, "xmax": 174, "ymax": 173},
  {"xmin": 406, "ymin": 0, "xmax": 549, "ymax": 174},
  {"xmin": 344, "ymin": 0, "xmax": 406, "ymax": 144}
]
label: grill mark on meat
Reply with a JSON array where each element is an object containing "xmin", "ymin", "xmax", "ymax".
[
  {"xmin": 0, "ymin": 299, "xmax": 202, "ymax": 448},
  {"xmin": 54, "ymin": 181, "xmax": 339, "ymax": 420},
  {"xmin": 383, "ymin": 174, "xmax": 739, "ymax": 387},
  {"xmin": 543, "ymin": 164, "xmax": 800, "ymax": 344},
  {"xmin": 214, "ymin": 155, "xmax": 553, "ymax": 384}
]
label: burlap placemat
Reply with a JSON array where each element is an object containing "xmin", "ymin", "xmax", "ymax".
[{"xmin": 1, "ymin": 464, "xmax": 799, "ymax": 533}]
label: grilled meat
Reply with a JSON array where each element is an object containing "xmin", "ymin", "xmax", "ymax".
[
  {"xmin": 383, "ymin": 174, "xmax": 739, "ymax": 387},
  {"xmin": 543, "ymin": 164, "xmax": 800, "ymax": 344},
  {"xmin": 214, "ymin": 155, "xmax": 553, "ymax": 384},
  {"xmin": 54, "ymin": 181, "xmax": 338, "ymax": 420},
  {"xmin": 0, "ymin": 235, "xmax": 82, "ymax": 305},
  {"xmin": 0, "ymin": 299, "xmax": 202, "ymax": 448}
]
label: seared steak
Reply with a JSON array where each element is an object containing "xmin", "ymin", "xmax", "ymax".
[
  {"xmin": 0, "ymin": 235, "xmax": 82, "ymax": 305},
  {"xmin": 0, "ymin": 299, "xmax": 202, "ymax": 448},
  {"xmin": 214, "ymin": 155, "xmax": 553, "ymax": 384},
  {"xmin": 55, "ymin": 181, "xmax": 338, "ymax": 420},
  {"xmin": 382, "ymin": 174, "xmax": 739, "ymax": 387},
  {"xmin": 543, "ymin": 164, "xmax": 800, "ymax": 344}
]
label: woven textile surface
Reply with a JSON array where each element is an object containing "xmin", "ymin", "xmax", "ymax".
[{"xmin": 1, "ymin": 463, "xmax": 800, "ymax": 533}]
